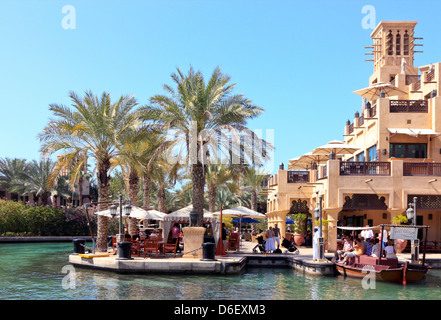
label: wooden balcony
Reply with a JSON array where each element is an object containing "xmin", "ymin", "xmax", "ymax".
[
  {"xmin": 340, "ymin": 161, "xmax": 391, "ymax": 176},
  {"xmin": 403, "ymin": 162, "xmax": 441, "ymax": 176},
  {"xmin": 389, "ymin": 100, "xmax": 428, "ymax": 113}
]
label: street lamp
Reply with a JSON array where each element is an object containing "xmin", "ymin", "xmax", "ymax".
[
  {"xmin": 314, "ymin": 193, "xmax": 324, "ymax": 261},
  {"xmin": 406, "ymin": 196, "xmax": 419, "ymax": 263}
]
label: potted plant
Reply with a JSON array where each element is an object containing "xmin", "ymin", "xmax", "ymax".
[
  {"xmin": 291, "ymin": 213, "xmax": 307, "ymax": 246},
  {"xmin": 392, "ymin": 214, "xmax": 409, "ymax": 253}
]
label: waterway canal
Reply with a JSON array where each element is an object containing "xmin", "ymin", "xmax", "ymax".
[{"xmin": 1, "ymin": 242, "xmax": 440, "ymax": 300}]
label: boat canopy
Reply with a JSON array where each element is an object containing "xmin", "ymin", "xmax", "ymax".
[{"xmin": 336, "ymin": 226, "xmax": 382, "ymax": 231}]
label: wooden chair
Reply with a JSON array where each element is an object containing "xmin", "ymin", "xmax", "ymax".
[
  {"xmin": 111, "ymin": 236, "xmax": 117, "ymax": 250},
  {"xmin": 141, "ymin": 239, "xmax": 160, "ymax": 258},
  {"xmin": 131, "ymin": 240, "xmax": 142, "ymax": 257},
  {"xmin": 163, "ymin": 240, "xmax": 178, "ymax": 257}
]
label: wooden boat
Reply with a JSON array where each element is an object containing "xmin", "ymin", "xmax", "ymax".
[
  {"xmin": 335, "ymin": 224, "xmax": 430, "ymax": 284},
  {"xmin": 335, "ymin": 255, "xmax": 428, "ymax": 283}
]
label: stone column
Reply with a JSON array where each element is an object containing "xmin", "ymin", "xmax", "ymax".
[
  {"xmin": 325, "ymin": 208, "xmax": 342, "ymax": 253},
  {"xmin": 182, "ymin": 227, "xmax": 205, "ymax": 259}
]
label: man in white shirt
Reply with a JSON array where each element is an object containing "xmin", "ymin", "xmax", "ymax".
[{"xmin": 361, "ymin": 226, "xmax": 373, "ymax": 242}]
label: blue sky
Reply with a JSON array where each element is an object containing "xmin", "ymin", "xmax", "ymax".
[{"xmin": 1, "ymin": 0, "xmax": 441, "ymax": 176}]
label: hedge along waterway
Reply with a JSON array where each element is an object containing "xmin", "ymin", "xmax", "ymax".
[{"xmin": 0, "ymin": 242, "xmax": 441, "ymax": 300}]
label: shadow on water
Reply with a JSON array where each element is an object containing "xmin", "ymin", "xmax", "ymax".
[{"xmin": 0, "ymin": 243, "xmax": 440, "ymax": 300}]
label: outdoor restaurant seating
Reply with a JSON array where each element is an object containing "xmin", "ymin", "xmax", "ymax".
[
  {"xmin": 162, "ymin": 241, "xmax": 179, "ymax": 257},
  {"xmin": 130, "ymin": 240, "xmax": 142, "ymax": 257},
  {"xmin": 141, "ymin": 239, "xmax": 161, "ymax": 258}
]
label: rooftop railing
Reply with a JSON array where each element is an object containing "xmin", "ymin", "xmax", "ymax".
[
  {"xmin": 340, "ymin": 161, "xmax": 391, "ymax": 176},
  {"xmin": 287, "ymin": 170, "xmax": 310, "ymax": 183},
  {"xmin": 403, "ymin": 162, "xmax": 441, "ymax": 176},
  {"xmin": 389, "ymin": 100, "xmax": 428, "ymax": 113}
]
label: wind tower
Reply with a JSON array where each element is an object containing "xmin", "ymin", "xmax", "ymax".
[{"xmin": 365, "ymin": 21, "xmax": 423, "ymax": 86}]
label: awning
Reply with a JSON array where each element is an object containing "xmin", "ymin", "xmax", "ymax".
[
  {"xmin": 336, "ymin": 226, "xmax": 382, "ymax": 231},
  {"xmin": 387, "ymin": 128, "xmax": 440, "ymax": 137}
]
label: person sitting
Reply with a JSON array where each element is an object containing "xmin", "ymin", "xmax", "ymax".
[
  {"xmin": 335, "ymin": 235, "xmax": 353, "ymax": 261},
  {"xmin": 365, "ymin": 237, "xmax": 375, "ymax": 256},
  {"xmin": 384, "ymin": 239, "xmax": 397, "ymax": 259},
  {"xmin": 370, "ymin": 238, "xmax": 381, "ymax": 258},
  {"xmin": 340, "ymin": 239, "xmax": 364, "ymax": 265}
]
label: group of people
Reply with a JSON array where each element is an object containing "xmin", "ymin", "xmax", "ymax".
[
  {"xmin": 334, "ymin": 226, "xmax": 397, "ymax": 265},
  {"xmin": 264, "ymin": 224, "xmax": 281, "ymax": 253}
]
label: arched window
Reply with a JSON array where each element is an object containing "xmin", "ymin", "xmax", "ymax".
[
  {"xmin": 387, "ymin": 30, "xmax": 393, "ymax": 55},
  {"xmin": 396, "ymin": 31, "xmax": 401, "ymax": 55},
  {"xmin": 403, "ymin": 30, "xmax": 409, "ymax": 55}
]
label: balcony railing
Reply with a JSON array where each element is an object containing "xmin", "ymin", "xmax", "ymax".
[
  {"xmin": 389, "ymin": 100, "xmax": 428, "ymax": 113},
  {"xmin": 425, "ymin": 69, "xmax": 435, "ymax": 82},
  {"xmin": 403, "ymin": 162, "xmax": 441, "ymax": 176},
  {"xmin": 406, "ymin": 74, "xmax": 421, "ymax": 85},
  {"xmin": 340, "ymin": 161, "xmax": 391, "ymax": 176},
  {"xmin": 287, "ymin": 170, "xmax": 310, "ymax": 183}
]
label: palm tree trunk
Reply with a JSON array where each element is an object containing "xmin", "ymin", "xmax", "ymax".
[
  {"xmin": 158, "ymin": 183, "xmax": 166, "ymax": 213},
  {"xmin": 128, "ymin": 169, "xmax": 139, "ymax": 236},
  {"xmin": 251, "ymin": 189, "xmax": 257, "ymax": 211},
  {"xmin": 96, "ymin": 159, "xmax": 110, "ymax": 252},
  {"xmin": 208, "ymin": 184, "xmax": 216, "ymax": 213},
  {"xmin": 191, "ymin": 161, "xmax": 205, "ymax": 225},
  {"xmin": 142, "ymin": 173, "xmax": 151, "ymax": 209},
  {"xmin": 251, "ymin": 189, "xmax": 258, "ymax": 233},
  {"xmin": 78, "ymin": 176, "xmax": 83, "ymax": 206}
]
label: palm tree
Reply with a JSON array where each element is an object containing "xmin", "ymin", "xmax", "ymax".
[
  {"xmin": 0, "ymin": 158, "xmax": 28, "ymax": 196},
  {"xmin": 39, "ymin": 90, "xmax": 140, "ymax": 252},
  {"xmin": 241, "ymin": 166, "xmax": 268, "ymax": 212},
  {"xmin": 142, "ymin": 66, "xmax": 264, "ymax": 224},
  {"xmin": 22, "ymin": 159, "xmax": 58, "ymax": 205},
  {"xmin": 205, "ymin": 164, "xmax": 238, "ymax": 212}
]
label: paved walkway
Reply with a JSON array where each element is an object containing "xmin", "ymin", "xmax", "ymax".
[{"xmin": 229, "ymin": 239, "xmax": 441, "ymax": 262}]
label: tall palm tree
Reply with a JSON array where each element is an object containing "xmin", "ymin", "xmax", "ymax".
[
  {"xmin": 39, "ymin": 90, "xmax": 140, "ymax": 252},
  {"xmin": 142, "ymin": 66, "xmax": 264, "ymax": 224}
]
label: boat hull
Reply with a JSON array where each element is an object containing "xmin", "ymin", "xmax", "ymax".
[{"xmin": 336, "ymin": 264, "xmax": 427, "ymax": 283}]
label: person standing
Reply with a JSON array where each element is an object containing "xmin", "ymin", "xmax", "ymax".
[
  {"xmin": 222, "ymin": 223, "xmax": 227, "ymax": 251},
  {"xmin": 172, "ymin": 224, "xmax": 181, "ymax": 253},
  {"xmin": 265, "ymin": 227, "xmax": 276, "ymax": 253},
  {"xmin": 312, "ymin": 226, "xmax": 320, "ymax": 261},
  {"xmin": 361, "ymin": 225, "xmax": 373, "ymax": 242},
  {"xmin": 273, "ymin": 223, "xmax": 281, "ymax": 249}
]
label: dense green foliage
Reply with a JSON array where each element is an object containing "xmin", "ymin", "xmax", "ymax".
[{"xmin": 0, "ymin": 200, "xmax": 97, "ymax": 236}]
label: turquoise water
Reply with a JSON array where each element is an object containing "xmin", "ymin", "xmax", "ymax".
[{"xmin": 0, "ymin": 242, "xmax": 440, "ymax": 300}]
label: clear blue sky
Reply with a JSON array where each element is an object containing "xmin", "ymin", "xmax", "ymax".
[{"xmin": 1, "ymin": 0, "xmax": 441, "ymax": 175}]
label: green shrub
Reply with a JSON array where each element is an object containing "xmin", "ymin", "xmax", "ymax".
[{"xmin": 0, "ymin": 200, "xmax": 97, "ymax": 236}]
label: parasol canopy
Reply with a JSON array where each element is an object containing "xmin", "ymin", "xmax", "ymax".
[
  {"xmin": 216, "ymin": 206, "xmax": 266, "ymax": 218},
  {"xmin": 288, "ymin": 151, "xmax": 343, "ymax": 170},
  {"xmin": 311, "ymin": 140, "xmax": 360, "ymax": 155},
  {"xmin": 232, "ymin": 217, "xmax": 263, "ymax": 224},
  {"xmin": 94, "ymin": 206, "xmax": 166, "ymax": 220},
  {"xmin": 353, "ymin": 82, "xmax": 407, "ymax": 101}
]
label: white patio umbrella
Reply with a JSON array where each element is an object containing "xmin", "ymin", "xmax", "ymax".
[
  {"xmin": 288, "ymin": 151, "xmax": 343, "ymax": 170},
  {"xmin": 94, "ymin": 206, "xmax": 166, "ymax": 220},
  {"xmin": 311, "ymin": 140, "xmax": 360, "ymax": 156},
  {"xmin": 353, "ymin": 82, "xmax": 407, "ymax": 101},
  {"xmin": 214, "ymin": 206, "xmax": 266, "ymax": 251}
]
